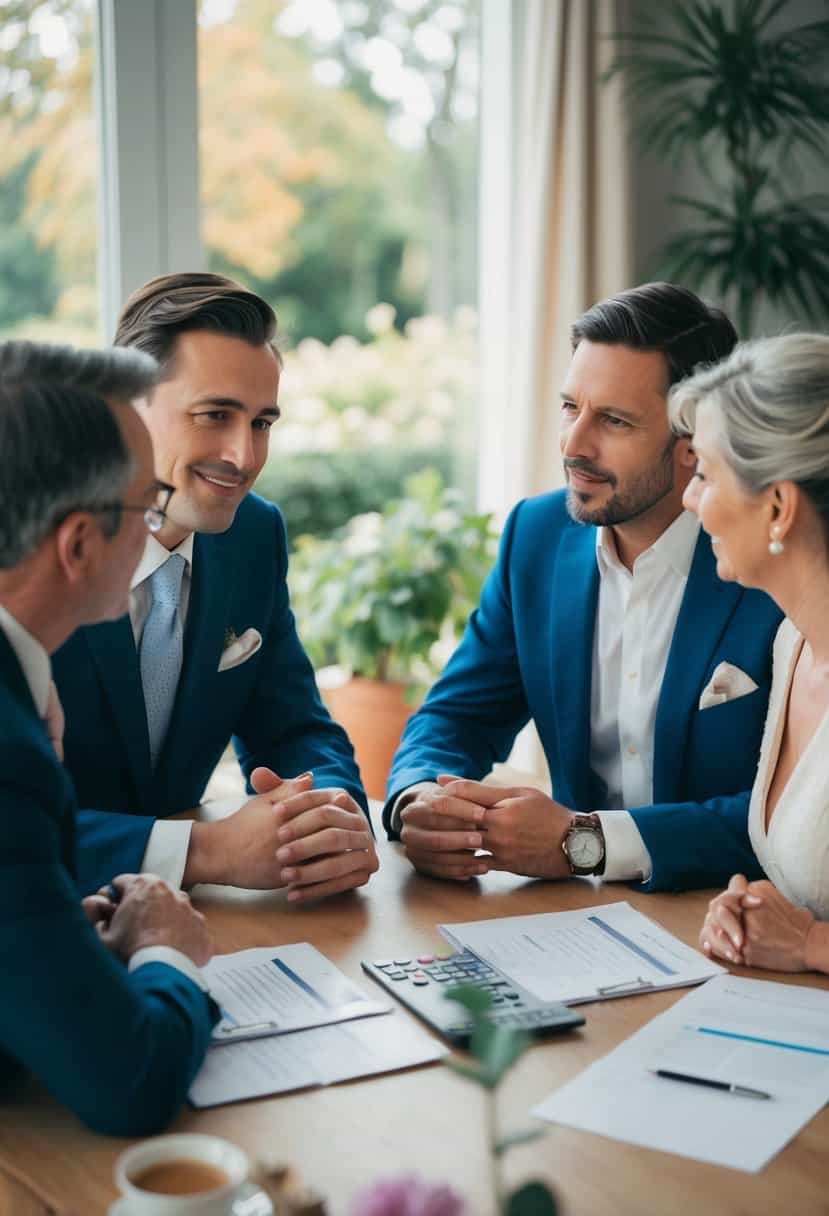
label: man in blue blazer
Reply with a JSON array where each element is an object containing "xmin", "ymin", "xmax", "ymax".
[
  {"xmin": 53, "ymin": 273, "xmax": 377, "ymax": 902},
  {"xmin": 0, "ymin": 343, "xmax": 216, "ymax": 1134},
  {"xmin": 386, "ymin": 284, "xmax": 782, "ymax": 892}
]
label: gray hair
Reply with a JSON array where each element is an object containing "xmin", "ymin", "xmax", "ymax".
[
  {"xmin": 0, "ymin": 339, "xmax": 158, "ymax": 400},
  {"xmin": 669, "ymin": 334, "xmax": 829, "ymax": 532},
  {"xmin": 0, "ymin": 340, "xmax": 158, "ymax": 568}
]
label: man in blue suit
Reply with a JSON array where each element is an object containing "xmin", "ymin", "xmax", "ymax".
[
  {"xmin": 386, "ymin": 283, "xmax": 782, "ymax": 892},
  {"xmin": 0, "ymin": 342, "xmax": 216, "ymax": 1133},
  {"xmin": 52, "ymin": 274, "xmax": 377, "ymax": 903}
]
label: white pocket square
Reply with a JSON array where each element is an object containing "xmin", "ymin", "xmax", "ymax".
[
  {"xmin": 217, "ymin": 627, "xmax": 262, "ymax": 672},
  {"xmin": 698, "ymin": 661, "xmax": 758, "ymax": 711}
]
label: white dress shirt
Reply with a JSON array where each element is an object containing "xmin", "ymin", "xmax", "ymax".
[
  {"xmin": 592, "ymin": 510, "xmax": 700, "ymax": 881},
  {"xmin": 131, "ymin": 533, "xmax": 196, "ymax": 889},
  {"xmin": 0, "ymin": 602, "xmax": 205, "ymax": 991}
]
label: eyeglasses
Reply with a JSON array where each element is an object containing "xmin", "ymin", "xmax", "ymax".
[{"xmin": 75, "ymin": 481, "xmax": 176, "ymax": 534}]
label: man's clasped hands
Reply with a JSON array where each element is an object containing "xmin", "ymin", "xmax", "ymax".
[{"xmin": 398, "ymin": 774, "xmax": 574, "ymax": 882}]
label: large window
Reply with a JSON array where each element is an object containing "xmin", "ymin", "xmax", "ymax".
[
  {"xmin": 197, "ymin": 0, "xmax": 480, "ymax": 545},
  {"xmin": 0, "ymin": 0, "xmax": 99, "ymax": 343}
]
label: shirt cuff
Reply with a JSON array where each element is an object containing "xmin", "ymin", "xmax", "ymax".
[
  {"xmin": 128, "ymin": 945, "xmax": 209, "ymax": 992},
  {"xmin": 596, "ymin": 810, "xmax": 653, "ymax": 883},
  {"xmin": 140, "ymin": 819, "xmax": 193, "ymax": 890},
  {"xmin": 390, "ymin": 781, "xmax": 441, "ymax": 833}
]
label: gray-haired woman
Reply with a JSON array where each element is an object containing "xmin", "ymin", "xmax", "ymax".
[{"xmin": 671, "ymin": 333, "xmax": 829, "ymax": 975}]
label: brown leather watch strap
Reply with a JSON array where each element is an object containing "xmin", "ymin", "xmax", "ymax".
[{"xmin": 562, "ymin": 813, "xmax": 606, "ymax": 876}]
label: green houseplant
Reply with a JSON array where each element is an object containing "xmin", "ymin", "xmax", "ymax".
[
  {"xmin": 607, "ymin": 0, "xmax": 829, "ymax": 335},
  {"xmin": 446, "ymin": 987, "xmax": 558, "ymax": 1216},
  {"xmin": 288, "ymin": 469, "xmax": 498, "ymax": 798}
]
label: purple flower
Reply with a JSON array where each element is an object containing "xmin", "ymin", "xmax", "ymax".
[{"xmin": 350, "ymin": 1174, "xmax": 466, "ymax": 1216}]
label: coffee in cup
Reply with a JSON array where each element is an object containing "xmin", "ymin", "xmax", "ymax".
[{"xmin": 115, "ymin": 1134, "xmax": 248, "ymax": 1214}]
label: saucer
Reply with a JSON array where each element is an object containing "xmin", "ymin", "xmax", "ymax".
[{"xmin": 108, "ymin": 1182, "xmax": 274, "ymax": 1215}]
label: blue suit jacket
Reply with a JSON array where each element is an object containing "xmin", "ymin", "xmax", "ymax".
[
  {"xmin": 53, "ymin": 494, "xmax": 367, "ymax": 896},
  {"xmin": 385, "ymin": 492, "xmax": 783, "ymax": 891},
  {"xmin": 0, "ymin": 631, "xmax": 216, "ymax": 1135}
]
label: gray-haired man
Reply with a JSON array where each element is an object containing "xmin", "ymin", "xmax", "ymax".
[{"xmin": 0, "ymin": 339, "xmax": 217, "ymax": 1134}]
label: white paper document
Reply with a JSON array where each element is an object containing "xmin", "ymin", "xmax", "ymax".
[
  {"xmin": 440, "ymin": 901, "xmax": 723, "ymax": 1005},
  {"xmin": 206, "ymin": 942, "xmax": 391, "ymax": 1041},
  {"xmin": 189, "ymin": 1011, "xmax": 446, "ymax": 1108},
  {"xmin": 534, "ymin": 975, "xmax": 829, "ymax": 1173}
]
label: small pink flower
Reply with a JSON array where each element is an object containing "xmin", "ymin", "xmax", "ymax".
[{"xmin": 350, "ymin": 1174, "xmax": 465, "ymax": 1216}]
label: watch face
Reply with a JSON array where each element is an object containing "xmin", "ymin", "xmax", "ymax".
[{"xmin": 568, "ymin": 828, "xmax": 603, "ymax": 868}]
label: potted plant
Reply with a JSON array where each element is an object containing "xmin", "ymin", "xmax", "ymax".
[
  {"xmin": 607, "ymin": 0, "xmax": 829, "ymax": 335},
  {"xmin": 288, "ymin": 468, "xmax": 498, "ymax": 799}
]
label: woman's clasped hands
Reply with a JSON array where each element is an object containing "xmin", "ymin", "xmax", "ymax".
[{"xmin": 700, "ymin": 874, "xmax": 820, "ymax": 972}]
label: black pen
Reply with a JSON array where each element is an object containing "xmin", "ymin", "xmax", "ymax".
[{"xmin": 652, "ymin": 1068, "xmax": 772, "ymax": 1099}]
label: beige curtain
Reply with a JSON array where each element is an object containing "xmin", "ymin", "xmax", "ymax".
[
  {"xmin": 477, "ymin": 0, "xmax": 633, "ymax": 779},
  {"xmin": 478, "ymin": 0, "xmax": 633, "ymax": 515}
]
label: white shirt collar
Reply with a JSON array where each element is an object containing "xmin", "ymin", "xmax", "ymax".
[
  {"xmin": 0, "ymin": 602, "xmax": 52, "ymax": 717},
  {"xmin": 131, "ymin": 531, "xmax": 195, "ymax": 591},
  {"xmin": 596, "ymin": 509, "xmax": 700, "ymax": 580}
]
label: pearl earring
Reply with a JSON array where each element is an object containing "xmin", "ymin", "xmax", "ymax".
[{"xmin": 769, "ymin": 529, "xmax": 785, "ymax": 556}]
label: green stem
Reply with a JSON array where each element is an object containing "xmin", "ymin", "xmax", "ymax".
[{"xmin": 487, "ymin": 1089, "xmax": 506, "ymax": 1215}]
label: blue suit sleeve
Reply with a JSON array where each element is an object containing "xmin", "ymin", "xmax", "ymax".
[
  {"xmin": 630, "ymin": 790, "xmax": 764, "ymax": 892},
  {"xmin": 384, "ymin": 503, "xmax": 530, "ymax": 837},
  {"xmin": 232, "ymin": 506, "xmax": 370, "ymax": 824},
  {"xmin": 0, "ymin": 778, "xmax": 217, "ymax": 1136},
  {"xmin": 74, "ymin": 806, "xmax": 155, "ymax": 895}
]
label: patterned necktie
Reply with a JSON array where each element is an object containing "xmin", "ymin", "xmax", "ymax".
[{"xmin": 139, "ymin": 553, "xmax": 186, "ymax": 769}]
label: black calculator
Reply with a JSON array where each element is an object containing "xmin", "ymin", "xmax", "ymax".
[{"xmin": 361, "ymin": 949, "xmax": 585, "ymax": 1046}]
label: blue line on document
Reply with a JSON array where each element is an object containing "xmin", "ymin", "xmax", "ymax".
[
  {"xmin": 587, "ymin": 915, "xmax": 677, "ymax": 976},
  {"xmin": 272, "ymin": 958, "xmax": 329, "ymax": 1007},
  {"xmin": 694, "ymin": 1026, "xmax": 829, "ymax": 1056}
]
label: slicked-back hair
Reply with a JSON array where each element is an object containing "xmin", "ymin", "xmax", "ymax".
[
  {"xmin": 571, "ymin": 282, "xmax": 738, "ymax": 388},
  {"xmin": 114, "ymin": 272, "xmax": 280, "ymax": 372},
  {"xmin": 0, "ymin": 340, "xmax": 158, "ymax": 568}
]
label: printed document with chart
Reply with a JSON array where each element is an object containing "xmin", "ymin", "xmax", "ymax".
[
  {"xmin": 440, "ymin": 901, "xmax": 723, "ymax": 1005},
  {"xmin": 190, "ymin": 943, "xmax": 445, "ymax": 1107}
]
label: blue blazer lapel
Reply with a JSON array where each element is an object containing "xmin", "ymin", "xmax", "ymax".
[
  {"xmin": 153, "ymin": 531, "xmax": 237, "ymax": 793},
  {"xmin": 548, "ymin": 523, "xmax": 599, "ymax": 809},
  {"xmin": 84, "ymin": 617, "xmax": 152, "ymax": 811},
  {"xmin": 652, "ymin": 533, "xmax": 742, "ymax": 803}
]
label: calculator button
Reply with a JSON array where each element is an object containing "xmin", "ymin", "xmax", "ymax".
[
  {"xmin": 412, "ymin": 977, "xmax": 429, "ymax": 987},
  {"xmin": 417, "ymin": 955, "xmax": 435, "ymax": 964},
  {"xmin": 402, "ymin": 964, "xmax": 419, "ymax": 972},
  {"xmin": 388, "ymin": 971, "xmax": 408, "ymax": 980},
  {"xmin": 393, "ymin": 958, "xmax": 411, "ymax": 966},
  {"xmin": 505, "ymin": 992, "xmax": 520, "ymax": 1000},
  {"xmin": 373, "ymin": 960, "xmax": 396, "ymax": 969}
]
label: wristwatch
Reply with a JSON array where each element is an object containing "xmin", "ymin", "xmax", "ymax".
[{"xmin": 561, "ymin": 813, "xmax": 606, "ymax": 876}]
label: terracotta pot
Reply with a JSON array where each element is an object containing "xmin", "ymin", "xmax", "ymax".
[{"xmin": 327, "ymin": 677, "xmax": 415, "ymax": 801}]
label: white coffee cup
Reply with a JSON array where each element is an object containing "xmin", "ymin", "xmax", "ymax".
[{"xmin": 115, "ymin": 1133, "xmax": 249, "ymax": 1215}]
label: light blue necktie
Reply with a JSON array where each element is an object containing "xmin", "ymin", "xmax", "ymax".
[{"xmin": 139, "ymin": 553, "xmax": 186, "ymax": 769}]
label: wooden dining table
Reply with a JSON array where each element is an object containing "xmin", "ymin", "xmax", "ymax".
[{"xmin": 1, "ymin": 835, "xmax": 827, "ymax": 1216}]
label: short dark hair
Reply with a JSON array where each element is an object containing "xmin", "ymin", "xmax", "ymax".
[
  {"xmin": 0, "ymin": 339, "xmax": 157, "ymax": 567},
  {"xmin": 571, "ymin": 282, "xmax": 737, "ymax": 388},
  {"xmin": 115, "ymin": 272, "xmax": 280, "ymax": 371}
]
